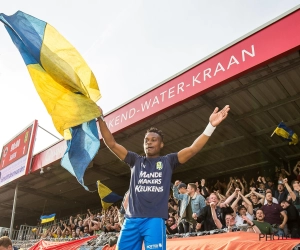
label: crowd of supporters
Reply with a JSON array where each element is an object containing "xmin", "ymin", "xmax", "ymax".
[
  {"xmin": 167, "ymin": 161, "xmax": 300, "ymax": 238},
  {"xmin": 24, "ymin": 206, "xmax": 122, "ymax": 240},
  {"xmin": 3, "ymin": 162, "xmax": 299, "ymax": 245}
]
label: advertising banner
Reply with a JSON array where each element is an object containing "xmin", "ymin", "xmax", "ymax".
[{"xmin": 0, "ymin": 120, "xmax": 38, "ymax": 186}]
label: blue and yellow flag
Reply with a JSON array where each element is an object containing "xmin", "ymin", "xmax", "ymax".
[
  {"xmin": 0, "ymin": 11, "xmax": 101, "ymax": 190},
  {"xmin": 273, "ymin": 122, "xmax": 298, "ymax": 145},
  {"xmin": 40, "ymin": 213, "xmax": 56, "ymax": 224},
  {"xmin": 97, "ymin": 181, "xmax": 123, "ymax": 210}
]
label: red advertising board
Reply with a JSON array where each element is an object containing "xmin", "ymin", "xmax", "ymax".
[{"xmin": 0, "ymin": 120, "xmax": 38, "ymax": 186}]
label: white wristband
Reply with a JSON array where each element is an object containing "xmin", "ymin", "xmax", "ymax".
[{"xmin": 203, "ymin": 122, "xmax": 216, "ymax": 136}]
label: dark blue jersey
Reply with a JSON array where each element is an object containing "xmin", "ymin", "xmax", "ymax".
[{"xmin": 124, "ymin": 151, "xmax": 180, "ymax": 219}]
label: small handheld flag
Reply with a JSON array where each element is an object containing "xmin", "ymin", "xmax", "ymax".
[
  {"xmin": 97, "ymin": 181, "xmax": 123, "ymax": 210},
  {"xmin": 271, "ymin": 122, "xmax": 298, "ymax": 145},
  {"xmin": 40, "ymin": 213, "xmax": 56, "ymax": 224}
]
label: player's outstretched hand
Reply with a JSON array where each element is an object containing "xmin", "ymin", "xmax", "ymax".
[{"xmin": 209, "ymin": 105, "xmax": 230, "ymax": 127}]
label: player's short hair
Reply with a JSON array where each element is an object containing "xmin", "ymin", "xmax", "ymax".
[{"xmin": 146, "ymin": 127, "xmax": 164, "ymax": 142}]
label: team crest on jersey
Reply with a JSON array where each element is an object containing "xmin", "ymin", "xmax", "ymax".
[{"xmin": 156, "ymin": 161, "xmax": 163, "ymax": 170}]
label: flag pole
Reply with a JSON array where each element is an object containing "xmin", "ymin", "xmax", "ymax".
[
  {"xmin": 271, "ymin": 127, "xmax": 277, "ymax": 137},
  {"xmin": 9, "ymin": 182, "xmax": 19, "ymax": 239},
  {"xmin": 271, "ymin": 121, "xmax": 283, "ymax": 137}
]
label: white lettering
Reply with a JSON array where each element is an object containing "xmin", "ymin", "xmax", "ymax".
[
  {"xmin": 9, "ymin": 152, "xmax": 17, "ymax": 161},
  {"xmin": 141, "ymin": 100, "xmax": 151, "ymax": 111},
  {"xmin": 203, "ymin": 68, "xmax": 211, "ymax": 81},
  {"xmin": 177, "ymin": 82, "xmax": 184, "ymax": 93},
  {"xmin": 129, "ymin": 108, "xmax": 136, "ymax": 118},
  {"xmin": 135, "ymin": 185, "xmax": 164, "ymax": 192},
  {"xmin": 160, "ymin": 91, "xmax": 167, "ymax": 102},
  {"xmin": 214, "ymin": 62, "xmax": 225, "ymax": 76},
  {"xmin": 115, "ymin": 115, "xmax": 120, "ymax": 125},
  {"xmin": 227, "ymin": 55, "xmax": 239, "ymax": 69},
  {"xmin": 151, "ymin": 96, "xmax": 160, "ymax": 107},
  {"xmin": 137, "ymin": 179, "xmax": 162, "ymax": 184},
  {"xmin": 107, "ymin": 45, "xmax": 257, "ymax": 130},
  {"xmin": 192, "ymin": 73, "xmax": 201, "ymax": 86},
  {"xmin": 10, "ymin": 139, "xmax": 20, "ymax": 152},
  {"xmin": 242, "ymin": 45, "xmax": 255, "ymax": 62},
  {"xmin": 121, "ymin": 112, "xmax": 128, "ymax": 122},
  {"xmin": 168, "ymin": 86, "xmax": 175, "ymax": 98},
  {"xmin": 139, "ymin": 171, "xmax": 162, "ymax": 178}
]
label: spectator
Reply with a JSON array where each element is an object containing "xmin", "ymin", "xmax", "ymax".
[
  {"xmin": 245, "ymin": 187, "xmax": 264, "ymax": 219},
  {"xmin": 71, "ymin": 229, "xmax": 77, "ymax": 239},
  {"xmin": 261, "ymin": 192, "xmax": 287, "ymax": 236},
  {"xmin": 280, "ymin": 200, "xmax": 300, "ymax": 238},
  {"xmin": 241, "ymin": 177, "xmax": 249, "ymax": 194},
  {"xmin": 48, "ymin": 225, "xmax": 62, "ymax": 239},
  {"xmin": 83, "ymin": 226, "xmax": 91, "ymax": 237},
  {"xmin": 244, "ymin": 209, "xmax": 272, "ymax": 235},
  {"xmin": 257, "ymin": 176, "xmax": 266, "ymax": 196},
  {"xmin": 200, "ymin": 179, "xmax": 210, "ymax": 198},
  {"xmin": 265, "ymin": 178, "xmax": 276, "ymax": 196},
  {"xmin": 76, "ymin": 219, "xmax": 84, "ymax": 233},
  {"xmin": 173, "ymin": 181, "xmax": 206, "ymax": 232},
  {"xmin": 293, "ymin": 161, "xmax": 300, "ymax": 181},
  {"xmin": 62, "ymin": 227, "xmax": 72, "ymax": 239},
  {"xmin": 224, "ymin": 214, "xmax": 238, "ymax": 232},
  {"xmin": 234, "ymin": 205, "xmax": 254, "ymax": 227},
  {"xmin": 173, "ymin": 182, "xmax": 190, "ymax": 234},
  {"xmin": 196, "ymin": 190, "xmax": 235, "ymax": 231},
  {"xmin": 231, "ymin": 191, "xmax": 253, "ymax": 226},
  {"xmin": 263, "ymin": 189, "xmax": 278, "ymax": 205},
  {"xmin": 274, "ymin": 181, "xmax": 288, "ymax": 204},
  {"xmin": 166, "ymin": 216, "xmax": 178, "ymax": 235},
  {"xmin": 276, "ymin": 166, "xmax": 291, "ymax": 181},
  {"xmin": 226, "ymin": 178, "xmax": 244, "ymax": 197},
  {"xmin": 75, "ymin": 227, "xmax": 81, "ymax": 238},
  {"xmin": 89, "ymin": 217, "xmax": 102, "ymax": 235},
  {"xmin": 214, "ymin": 190, "xmax": 227, "ymax": 204},
  {"xmin": 0, "ymin": 236, "xmax": 17, "ymax": 250},
  {"xmin": 289, "ymin": 180, "xmax": 300, "ymax": 213}
]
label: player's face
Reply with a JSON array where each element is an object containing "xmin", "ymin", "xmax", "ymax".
[{"xmin": 143, "ymin": 132, "xmax": 163, "ymax": 157}]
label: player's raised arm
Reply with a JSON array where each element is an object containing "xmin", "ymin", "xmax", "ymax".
[
  {"xmin": 178, "ymin": 105, "xmax": 230, "ymax": 164},
  {"xmin": 97, "ymin": 106, "xmax": 128, "ymax": 160}
]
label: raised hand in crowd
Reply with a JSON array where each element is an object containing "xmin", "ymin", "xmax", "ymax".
[
  {"xmin": 283, "ymin": 178, "xmax": 297, "ymax": 202},
  {"xmin": 210, "ymin": 201, "xmax": 222, "ymax": 229},
  {"xmin": 293, "ymin": 161, "xmax": 300, "ymax": 177}
]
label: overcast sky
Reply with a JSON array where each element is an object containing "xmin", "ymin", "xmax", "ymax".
[{"xmin": 0, "ymin": 0, "xmax": 299, "ymax": 154}]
